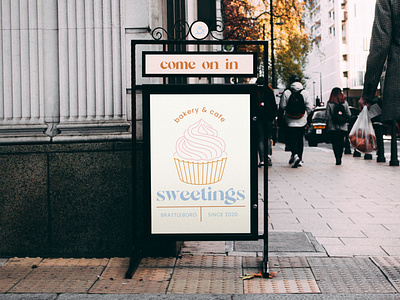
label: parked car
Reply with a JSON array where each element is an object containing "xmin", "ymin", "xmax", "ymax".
[
  {"xmin": 305, "ymin": 107, "xmax": 329, "ymax": 147},
  {"xmin": 305, "ymin": 106, "xmax": 360, "ymax": 147}
]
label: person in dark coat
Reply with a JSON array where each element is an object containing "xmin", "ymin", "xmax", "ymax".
[
  {"xmin": 326, "ymin": 87, "xmax": 351, "ymax": 165},
  {"xmin": 255, "ymin": 77, "xmax": 277, "ymax": 167},
  {"xmin": 359, "ymin": 0, "xmax": 400, "ymax": 122}
]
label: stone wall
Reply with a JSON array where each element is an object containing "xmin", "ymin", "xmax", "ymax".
[{"xmin": 0, "ymin": 141, "xmax": 133, "ymax": 257}]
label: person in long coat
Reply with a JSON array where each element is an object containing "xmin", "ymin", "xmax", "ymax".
[{"xmin": 359, "ymin": 0, "xmax": 400, "ymax": 122}]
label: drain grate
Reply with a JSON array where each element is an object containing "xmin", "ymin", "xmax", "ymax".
[{"xmin": 308, "ymin": 257, "xmax": 397, "ymax": 294}]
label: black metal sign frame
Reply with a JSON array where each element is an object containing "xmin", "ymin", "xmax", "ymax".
[{"xmin": 130, "ymin": 31, "xmax": 270, "ymax": 277}]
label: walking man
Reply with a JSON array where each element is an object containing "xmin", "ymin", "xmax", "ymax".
[
  {"xmin": 279, "ymin": 75, "xmax": 313, "ymax": 168},
  {"xmin": 359, "ymin": 0, "xmax": 400, "ymax": 123}
]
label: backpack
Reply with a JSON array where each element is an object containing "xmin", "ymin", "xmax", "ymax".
[
  {"xmin": 332, "ymin": 102, "xmax": 349, "ymax": 125},
  {"xmin": 286, "ymin": 89, "xmax": 306, "ymax": 119}
]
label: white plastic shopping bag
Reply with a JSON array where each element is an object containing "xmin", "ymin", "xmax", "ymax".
[{"xmin": 348, "ymin": 106, "xmax": 377, "ymax": 153}]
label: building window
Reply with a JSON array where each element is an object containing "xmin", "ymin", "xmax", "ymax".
[
  {"xmin": 343, "ymin": 54, "xmax": 348, "ymax": 61},
  {"xmin": 329, "ymin": 26, "xmax": 335, "ymax": 36},
  {"xmin": 343, "ymin": 71, "xmax": 348, "ymax": 78}
]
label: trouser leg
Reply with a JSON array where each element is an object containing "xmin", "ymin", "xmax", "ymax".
[
  {"xmin": 287, "ymin": 126, "xmax": 305, "ymax": 159},
  {"xmin": 331, "ymin": 131, "xmax": 346, "ymax": 160}
]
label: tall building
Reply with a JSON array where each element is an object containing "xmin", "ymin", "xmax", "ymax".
[{"xmin": 305, "ymin": 0, "xmax": 376, "ymax": 106}]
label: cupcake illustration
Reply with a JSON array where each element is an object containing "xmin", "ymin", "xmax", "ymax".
[{"xmin": 174, "ymin": 119, "xmax": 227, "ymax": 185}]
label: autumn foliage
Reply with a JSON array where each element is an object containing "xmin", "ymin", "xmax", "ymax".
[{"xmin": 222, "ymin": 0, "xmax": 311, "ymax": 86}]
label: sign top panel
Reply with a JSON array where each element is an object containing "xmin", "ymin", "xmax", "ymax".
[{"xmin": 143, "ymin": 52, "xmax": 257, "ymax": 77}]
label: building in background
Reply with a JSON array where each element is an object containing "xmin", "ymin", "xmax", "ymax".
[
  {"xmin": 0, "ymin": 0, "xmax": 220, "ymax": 258},
  {"xmin": 305, "ymin": 0, "xmax": 376, "ymax": 107}
]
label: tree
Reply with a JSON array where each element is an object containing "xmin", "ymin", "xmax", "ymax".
[{"xmin": 222, "ymin": 0, "xmax": 311, "ymax": 87}]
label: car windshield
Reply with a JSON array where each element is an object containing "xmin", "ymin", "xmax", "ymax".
[{"xmin": 313, "ymin": 110, "xmax": 326, "ymax": 120}]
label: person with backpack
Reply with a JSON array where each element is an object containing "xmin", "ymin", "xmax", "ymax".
[
  {"xmin": 326, "ymin": 87, "xmax": 351, "ymax": 165},
  {"xmin": 279, "ymin": 74, "xmax": 312, "ymax": 168}
]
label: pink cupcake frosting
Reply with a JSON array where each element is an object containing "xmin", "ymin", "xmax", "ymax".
[{"xmin": 175, "ymin": 119, "xmax": 227, "ymax": 161}]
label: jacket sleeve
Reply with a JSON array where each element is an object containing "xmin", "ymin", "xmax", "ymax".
[
  {"xmin": 345, "ymin": 102, "xmax": 351, "ymax": 117},
  {"xmin": 325, "ymin": 103, "xmax": 332, "ymax": 122},
  {"xmin": 279, "ymin": 90, "xmax": 289, "ymax": 110},
  {"xmin": 362, "ymin": 0, "xmax": 392, "ymax": 100}
]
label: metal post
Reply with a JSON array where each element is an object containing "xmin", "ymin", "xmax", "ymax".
[
  {"xmin": 270, "ymin": 0, "xmax": 275, "ymax": 88},
  {"xmin": 262, "ymin": 39, "xmax": 270, "ymax": 278},
  {"xmin": 319, "ymin": 72, "xmax": 322, "ymax": 103},
  {"xmin": 262, "ymin": 104, "xmax": 269, "ymax": 278},
  {"xmin": 126, "ymin": 41, "xmax": 142, "ymax": 279},
  {"xmin": 390, "ymin": 120, "xmax": 399, "ymax": 166}
]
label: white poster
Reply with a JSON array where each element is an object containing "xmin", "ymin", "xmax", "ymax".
[{"xmin": 150, "ymin": 93, "xmax": 252, "ymax": 234}]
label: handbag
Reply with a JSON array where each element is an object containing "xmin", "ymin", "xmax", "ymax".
[{"xmin": 348, "ymin": 106, "xmax": 377, "ymax": 153}]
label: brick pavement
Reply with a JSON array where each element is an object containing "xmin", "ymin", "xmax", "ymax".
[{"xmin": 1, "ymin": 142, "xmax": 400, "ymax": 296}]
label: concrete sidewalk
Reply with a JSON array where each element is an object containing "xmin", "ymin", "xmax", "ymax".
[{"xmin": 1, "ymin": 142, "xmax": 400, "ymax": 298}]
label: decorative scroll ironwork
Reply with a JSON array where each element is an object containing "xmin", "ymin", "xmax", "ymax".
[{"xmin": 151, "ymin": 20, "xmax": 249, "ymax": 41}]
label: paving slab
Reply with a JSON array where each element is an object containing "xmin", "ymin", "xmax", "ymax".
[
  {"xmin": 181, "ymin": 241, "xmax": 227, "ymax": 256},
  {"xmin": 0, "ymin": 257, "xmax": 43, "ymax": 293},
  {"xmin": 372, "ymin": 257, "xmax": 400, "ymax": 292},
  {"xmin": 243, "ymin": 267, "xmax": 320, "ymax": 294},
  {"xmin": 8, "ymin": 258, "xmax": 108, "ymax": 294},
  {"xmin": 243, "ymin": 256, "xmax": 309, "ymax": 269},
  {"xmin": 89, "ymin": 278, "xmax": 170, "ymax": 294},
  {"xmin": 168, "ymin": 255, "xmax": 243, "ymax": 294},
  {"xmin": 90, "ymin": 257, "xmax": 175, "ymax": 294},
  {"xmin": 234, "ymin": 232, "xmax": 320, "ymax": 253},
  {"xmin": 308, "ymin": 257, "xmax": 397, "ymax": 294},
  {"xmin": 0, "ymin": 259, "xmax": 7, "ymax": 267},
  {"xmin": 96, "ymin": 257, "xmax": 130, "ymax": 280},
  {"xmin": 234, "ymin": 295, "xmax": 400, "ymax": 300},
  {"xmin": 59, "ymin": 295, "xmax": 231, "ymax": 300},
  {"xmin": 0, "ymin": 295, "xmax": 57, "ymax": 300}
]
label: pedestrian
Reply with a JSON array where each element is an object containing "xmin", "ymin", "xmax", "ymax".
[
  {"xmin": 255, "ymin": 77, "xmax": 277, "ymax": 167},
  {"xmin": 359, "ymin": 0, "xmax": 400, "ymax": 123},
  {"xmin": 326, "ymin": 87, "xmax": 351, "ymax": 165},
  {"xmin": 279, "ymin": 74, "xmax": 312, "ymax": 168}
]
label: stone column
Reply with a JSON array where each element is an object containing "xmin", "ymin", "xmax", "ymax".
[{"xmin": 42, "ymin": 0, "xmax": 60, "ymax": 137}]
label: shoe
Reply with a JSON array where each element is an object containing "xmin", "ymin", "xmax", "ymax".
[
  {"xmin": 298, "ymin": 160, "xmax": 303, "ymax": 167},
  {"xmin": 288, "ymin": 154, "xmax": 295, "ymax": 164},
  {"xmin": 336, "ymin": 159, "xmax": 342, "ymax": 165},
  {"xmin": 292, "ymin": 155, "xmax": 301, "ymax": 168},
  {"xmin": 267, "ymin": 157, "xmax": 272, "ymax": 166},
  {"xmin": 258, "ymin": 161, "xmax": 264, "ymax": 167}
]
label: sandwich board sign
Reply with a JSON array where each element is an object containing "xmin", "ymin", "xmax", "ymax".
[{"xmin": 143, "ymin": 84, "xmax": 258, "ymax": 240}]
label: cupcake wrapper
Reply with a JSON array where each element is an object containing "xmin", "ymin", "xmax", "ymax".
[{"xmin": 174, "ymin": 157, "xmax": 227, "ymax": 185}]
